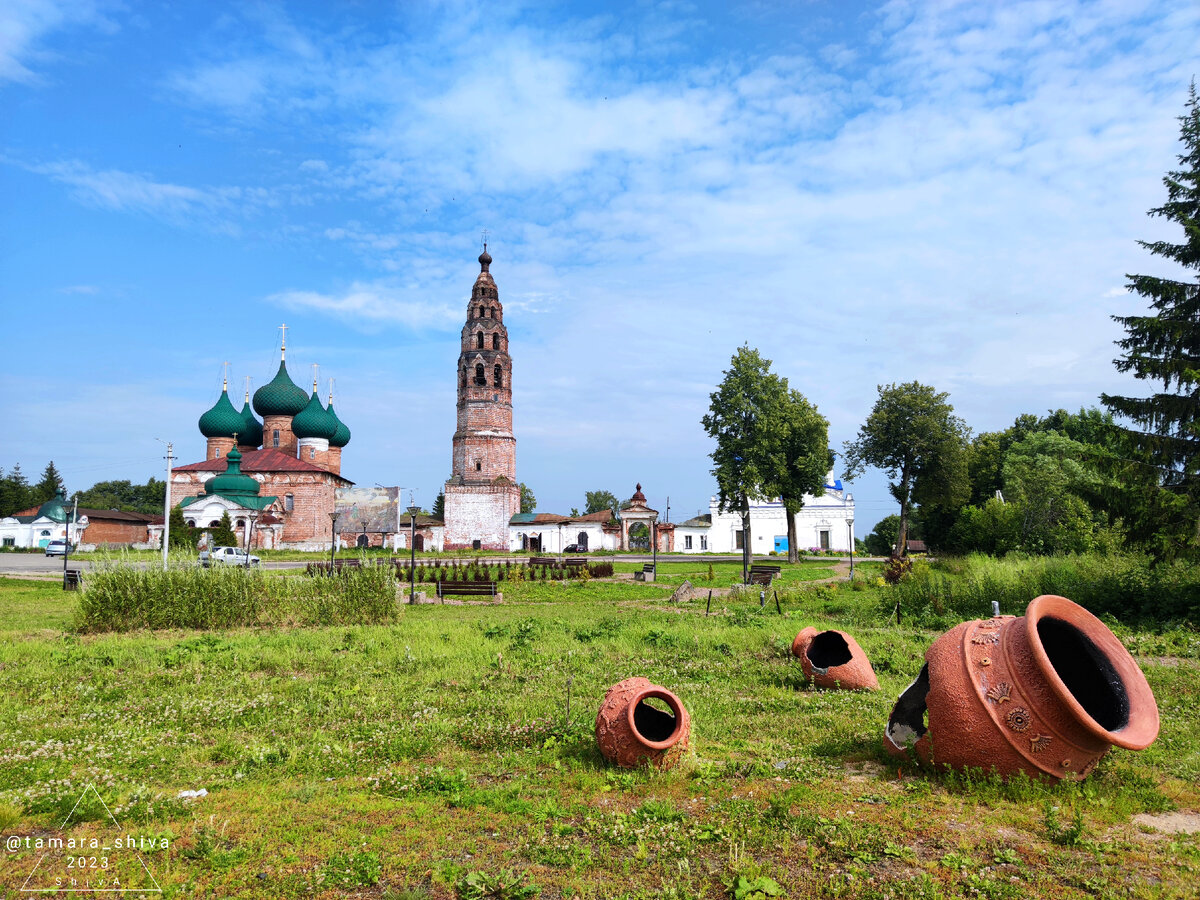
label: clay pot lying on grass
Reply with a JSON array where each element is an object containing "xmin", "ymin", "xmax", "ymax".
[
  {"xmin": 595, "ymin": 677, "xmax": 691, "ymax": 769},
  {"xmin": 791, "ymin": 627, "xmax": 879, "ymax": 691},
  {"xmin": 885, "ymin": 594, "xmax": 1159, "ymax": 781}
]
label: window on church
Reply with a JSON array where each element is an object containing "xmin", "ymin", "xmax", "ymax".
[
  {"xmin": 476, "ymin": 332, "xmax": 484, "ymax": 349},
  {"xmin": 493, "ymin": 365, "xmax": 503, "ymax": 387},
  {"xmin": 492, "ymin": 333, "xmax": 499, "ymax": 350},
  {"xmin": 474, "ymin": 364, "xmax": 485, "ymax": 385},
  {"xmin": 285, "ymin": 494, "xmax": 294, "ymax": 512},
  {"xmin": 309, "ymin": 447, "xmax": 316, "ymax": 460},
  {"xmin": 475, "ymin": 460, "xmax": 482, "ymax": 472},
  {"xmin": 273, "ymin": 430, "xmax": 280, "ymax": 448}
]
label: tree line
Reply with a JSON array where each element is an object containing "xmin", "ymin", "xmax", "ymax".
[{"xmin": 707, "ymin": 85, "xmax": 1200, "ymax": 564}]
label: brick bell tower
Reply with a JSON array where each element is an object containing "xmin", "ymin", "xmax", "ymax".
[{"xmin": 443, "ymin": 245, "xmax": 521, "ymax": 551}]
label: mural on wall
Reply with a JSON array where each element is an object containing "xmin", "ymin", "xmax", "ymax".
[{"xmin": 334, "ymin": 486, "xmax": 403, "ymax": 536}]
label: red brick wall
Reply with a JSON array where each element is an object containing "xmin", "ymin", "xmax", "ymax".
[
  {"xmin": 82, "ymin": 519, "xmax": 150, "ymax": 545},
  {"xmin": 262, "ymin": 416, "xmax": 297, "ymax": 456},
  {"xmin": 207, "ymin": 437, "xmax": 235, "ymax": 460},
  {"xmin": 170, "ymin": 470, "xmax": 338, "ymax": 546}
]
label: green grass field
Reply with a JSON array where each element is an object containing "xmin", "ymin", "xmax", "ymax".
[{"xmin": 0, "ymin": 563, "xmax": 1196, "ymax": 899}]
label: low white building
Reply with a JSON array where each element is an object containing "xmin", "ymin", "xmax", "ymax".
[
  {"xmin": 677, "ymin": 478, "xmax": 855, "ymax": 554},
  {"xmin": 0, "ymin": 491, "xmax": 87, "ymax": 550}
]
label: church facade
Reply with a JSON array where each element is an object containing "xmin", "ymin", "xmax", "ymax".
[
  {"xmin": 442, "ymin": 246, "xmax": 521, "ymax": 550},
  {"xmin": 170, "ymin": 339, "xmax": 354, "ymax": 549}
]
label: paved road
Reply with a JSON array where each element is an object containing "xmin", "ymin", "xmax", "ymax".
[{"xmin": 0, "ymin": 552, "xmax": 872, "ymax": 578}]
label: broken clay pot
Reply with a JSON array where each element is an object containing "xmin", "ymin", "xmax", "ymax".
[
  {"xmin": 791, "ymin": 627, "xmax": 879, "ymax": 691},
  {"xmin": 885, "ymin": 594, "xmax": 1159, "ymax": 781},
  {"xmin": 595, "ymin": 677, "xmax": 691, "ymax": 769}
]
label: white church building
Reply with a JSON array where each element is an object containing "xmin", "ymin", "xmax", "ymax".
[{"xmin": 674, "ymin": 477, "xmax": 855, "ymax": 554}]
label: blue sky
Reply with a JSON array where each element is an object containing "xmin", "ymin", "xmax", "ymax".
[{"xmin": 1, "ymin": 0, "xmax": 1197, "ymax": 536}]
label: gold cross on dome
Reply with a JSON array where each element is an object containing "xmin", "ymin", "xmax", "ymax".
[{"xmin": 279, "ymin": 323, "xmax": 288, "ymax": 358}]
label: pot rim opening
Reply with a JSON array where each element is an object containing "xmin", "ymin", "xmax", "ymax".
[
  {"xmin": 626, "ymin": 686, "xmax": 686, "ymax": 751},
  {"xmin": 1024, "ymin": 594, "xmax": 1159, "ymax": 750}
]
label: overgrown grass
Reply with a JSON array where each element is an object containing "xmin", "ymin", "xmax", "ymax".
[
  {"xmin": 0, "ymin": 556, "xmax": 1197, "ymax": 899},
  {"xmin": 887, "ymin": 552, "xmax": 1200, "ymax": 628},
  {"xmin": 77, "ymin": 556, "xmax": 399, "ymax": 631}
]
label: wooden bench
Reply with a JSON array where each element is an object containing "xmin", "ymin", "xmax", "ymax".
[
  {"xmin": 529, "ymin": 556, "xmax": 557, "ymax": 566},
  {"xmin": 437, "ymin": 580, "xmax": 497, "ymax": 601},
  {"xmin": 749, "ymin": 564, "xmax": 782, "ymax": 586},
  {"xmin": 63, "ymin": 569, "xmax": 83, "ymax": 591},
  {"xmin": 634, "ymin": 563, "xmax": 656, "ymax": 582}
]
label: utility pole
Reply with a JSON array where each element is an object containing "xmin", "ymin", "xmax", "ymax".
[{"xmin": 158, "ymin": 439, "xmax": 174, "ymax": 571}]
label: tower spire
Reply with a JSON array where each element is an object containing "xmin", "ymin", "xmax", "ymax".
[
  {"xmin": 222, "ymin": 361, "xmax": 229, "ymax": 391},
  {"xmin": 244, "ymin": 375, "xmax": 251, "ymax": 404},
  {"xmin": 311, "ymin": 363, "xmax": 319, "ymax": 392}
]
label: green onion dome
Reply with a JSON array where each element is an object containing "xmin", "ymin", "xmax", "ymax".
[
  {"xmin": 252, "ymin": 361, "xmax": 309, "ymax": 418},
  {"xmin": 38, "ymin": 488, "xmax": 69, "ymax": 524},
  {"xmin": 292, "ymin": 390, "xmax": 339, "ymax": 441},
  {"xmin": 238, "ymin": 399, "xmax": 264, "ymax": 447},
  {"xmin": 203, "ymin": 447, "xmax": 261, "ymax": 499},
  {"xmin": 198, "ymin": 388, "xmax": 246, "ymax": 438},
  {"xmin": 327, "ymin": 401, "xmax": 351, "ymax": 448}
]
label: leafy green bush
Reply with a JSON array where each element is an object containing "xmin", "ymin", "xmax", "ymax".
[{"xmin": 886, "ymin": 552, "xmax": 1200, "ymax": 626}]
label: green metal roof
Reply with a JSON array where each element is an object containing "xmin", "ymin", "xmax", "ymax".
[
  {"xmin": 239, "ymin": 399, "xmax": 264, "ymax": 447},
  {"xmin": 327, "ymin": 401, "xmax": 351, "ymax": 448},
  {"xmin": 292, "ymin": 391, "xmax": 339, "ymax": 440},
  {"xmin": 198, "ymin": 389, "xmax": 246, "ymax": 438},
  {"xmin": 37, "ymin": 488, "xmax": 69, "ymax": 523},
  {"xmin": 192, "ymin": 447, "xmax": 275, "ymax": 509},
  {"xmin": 252, "ymin": 360, "xmax": 309, "ymax": 417}
]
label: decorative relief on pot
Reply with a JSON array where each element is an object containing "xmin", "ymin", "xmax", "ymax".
[
  {"xmin": 595, "ymin": 677, "xmax": 691, "ymax": 770},
  {"xmin": 791, "ymin": 627, "xmax": 879, "ymax": 691},
  {"xmin": 884, "ymin": 595, "xmax": 1159, "ymax": 781},
  {"xmin": 1006, "ymin": 708, "xmax": 1031, "ymax": 733}
]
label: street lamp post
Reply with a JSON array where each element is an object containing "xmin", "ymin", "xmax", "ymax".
[
  {"xmin": 847, "ymin": 517, "xmax": 855, "ymax": 580},
  {"xmin": 244, "ymin": 510, "xmax": 260, "ymax": 569},
  {"xmin": 650, "ymin": 515, "xmax": 658, "ymax": 581},
  {"xmin": 407, "ymin": 505, "xmax": 421, "ymax": 604},
  {"xmin": 328, "ymin": 511, "xmax": 339, "ymax": 573}
]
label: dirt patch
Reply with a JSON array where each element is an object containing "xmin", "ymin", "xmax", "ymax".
[
  {"xmin": 1132, "ymin": 812, "xmax": 1200, "ymax": 834},
  {"xmin": 1140, "ymin": 657, "xmax": 1199, "ymax": 668}
]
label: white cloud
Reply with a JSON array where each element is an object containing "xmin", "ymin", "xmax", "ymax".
[
  {"xmin": 267, "ymin": 282, "xmax": 461, "ymax": 331},
  {"xmin": 26, "ymin": 159, "xmax": 261, "ymax": 229},
  {"xmin": 0, "ymin": 0, "xmax": 114, "ymax": 83}
]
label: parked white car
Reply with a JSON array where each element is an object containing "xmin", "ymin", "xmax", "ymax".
[{"xmin": 199, "ymin": 546, "xmax": 260, "ymax": 567}]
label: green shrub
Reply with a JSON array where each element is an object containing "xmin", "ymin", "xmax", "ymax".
[
  {"xmin": 76, "ymin": 557, "xmax": 397, "ymax": 632},
  {"xmin": 885, "ymin": 552, "xmax": 1199, "ymax": 626}
]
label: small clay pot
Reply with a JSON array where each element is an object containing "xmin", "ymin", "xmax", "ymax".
[
  {"xmin": 791, "ymin": 627, "xmax": 879, "ymax": 691},
  {"xmin": 595, "ymin": 677, "xmax": 691, "ymax": 769},
  {"xmin": 885, "ymin": 594, "xmax": 1159, "ymax": 781}
]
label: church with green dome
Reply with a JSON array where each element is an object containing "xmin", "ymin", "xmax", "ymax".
[{"xmin": 170, "ymin": 332, "xmax": 355, "ymax": 549}]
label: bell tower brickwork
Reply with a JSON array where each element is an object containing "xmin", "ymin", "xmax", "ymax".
[{"xmin": 444, "ymin": 246, "xmax": 520, "ymax": 551}]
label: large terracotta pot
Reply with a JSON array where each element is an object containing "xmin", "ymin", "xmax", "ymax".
[
  {"xmin": 595, "ymin": 677, "xmax": 691, "ymax": 769},
  {"xmin": 792, "ymin": 627, "xmax": 879, "ymax": 691},
  {"xmin": 885, "ymin": 594, "xmax": 1159, "ymax": 780}
]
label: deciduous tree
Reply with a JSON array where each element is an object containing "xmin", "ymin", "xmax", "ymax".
[
  {"xmin": 843, "ymin": 382, "xmax": 969, "ymax": 557},
  {"xmin": 777, "ymin": 390, "xmax": 833, "ymax": 564},
  {"xmin": 518, "ymin": 482, "xmax": 536, "ymax": 515},
  {"xmin": 584, "ymin": 490, "xmax": 619, "ymax": 520},
  {"xmin": 701, "ymin": 346, "xmax": 789, "ymax": 583}
]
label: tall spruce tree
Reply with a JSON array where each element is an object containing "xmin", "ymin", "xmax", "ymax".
[
  {"xmin": 1101, "ymin": 83, "xmax": 1200, "ymax": 550},
  {"xmin": 33, "ymin": 462, "xmax": 65, "ymax": 505}
]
